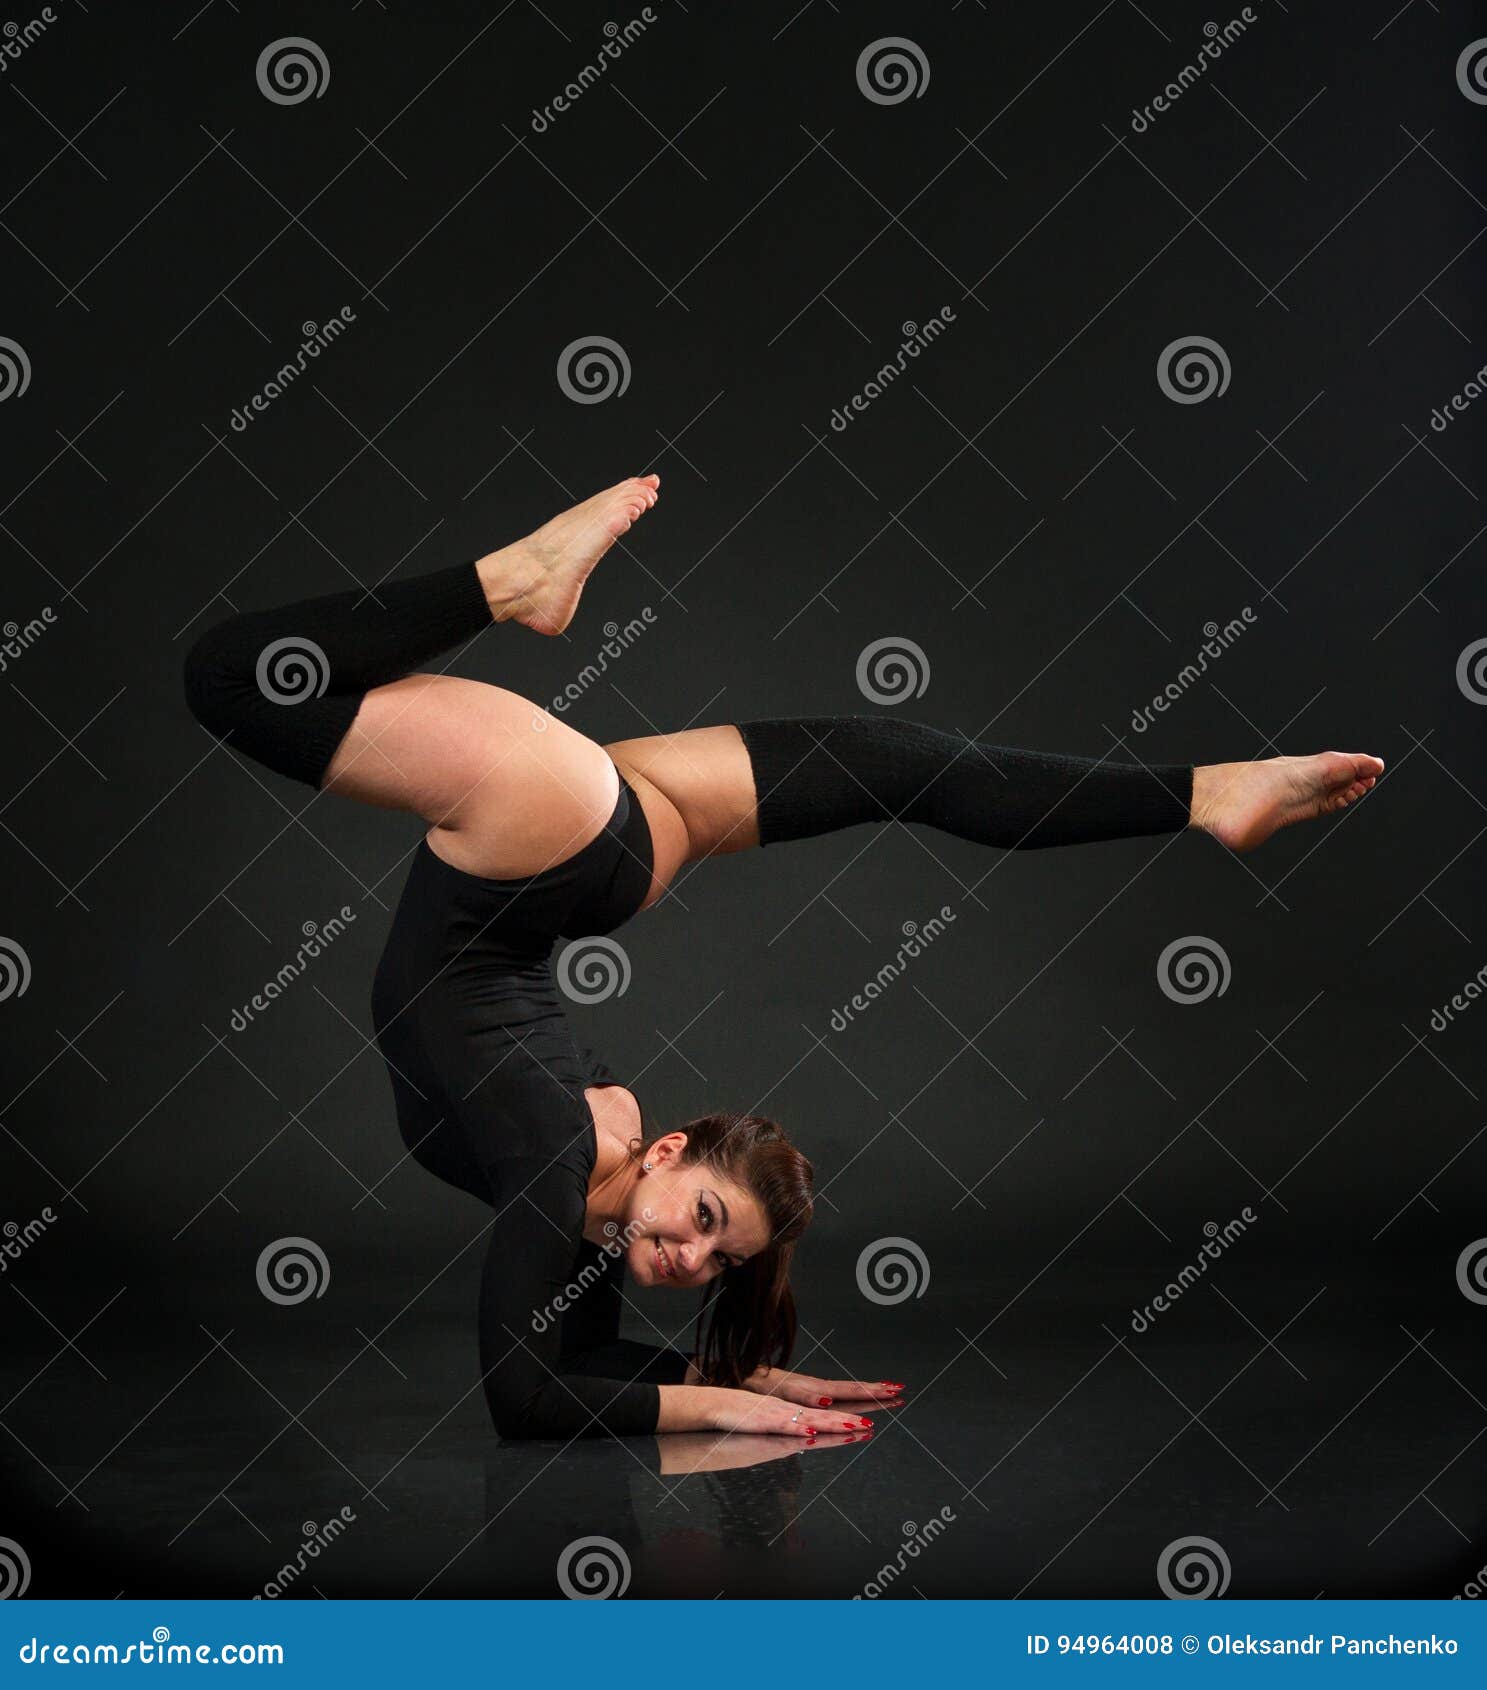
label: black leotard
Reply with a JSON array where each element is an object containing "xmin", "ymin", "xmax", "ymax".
[{"xmin": 371, "ymin": 777, "xmax": 692, "ymax": 1439}]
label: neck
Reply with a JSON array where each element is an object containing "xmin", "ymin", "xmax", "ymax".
[{"xmin": 584, "ymin": 1101, "xmax": 643, "ymax": 1242}]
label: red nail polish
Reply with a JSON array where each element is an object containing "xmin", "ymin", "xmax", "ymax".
[
  {"xmin": 818, "ymin": 1396, "xmax": 832, "ymax": 1406},
  {"xmin": 805, "ymin": 1426, "xmax": 817, "ymax": 1435},
  {"xmin": 859, "ymin": 1417, "xmax": 873, "ymax": 1427}
]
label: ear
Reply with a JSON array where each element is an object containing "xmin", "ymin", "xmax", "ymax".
[{"xmin": 648, "ymin": 1130, "xmax": 690, "ymax": 1167}]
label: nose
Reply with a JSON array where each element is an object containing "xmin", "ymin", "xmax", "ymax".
[{"xmin": 677, "ymin": 1240, "xmax": 703, "ymax": 1277}]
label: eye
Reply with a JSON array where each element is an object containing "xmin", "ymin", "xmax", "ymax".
[{"xmin": 697, "ymin": 1198, "xmax": 713, "ymax": 1233}]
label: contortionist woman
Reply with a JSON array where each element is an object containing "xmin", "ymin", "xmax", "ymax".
[{"xmin": 183, "ymin": 474, "xmax": 1382, "ymax": 1442}]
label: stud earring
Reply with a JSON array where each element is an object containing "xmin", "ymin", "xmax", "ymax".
[{"xmin": 642, "ymin": 1161, "xmax": 653, "ymax": 1171}]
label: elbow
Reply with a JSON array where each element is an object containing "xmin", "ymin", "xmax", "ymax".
[{"xmin": 486, "ymin": 1386, "xmax": 546, "ymax": 1442}]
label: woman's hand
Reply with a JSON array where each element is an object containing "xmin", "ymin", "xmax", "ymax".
[
  {"xmin": 703, "ymin": 1386, "xmax": 876, "ymax": 1437},
  {"xmin": 741, "ymin": 1366, "xmax": 905, "ymax": 1411}
]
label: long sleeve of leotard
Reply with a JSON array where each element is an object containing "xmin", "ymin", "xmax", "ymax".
[
  {"xmin": 482, "ymin": 1156, "xmax": 686, "ymax": 1438},
  {"xmin": 183, "ymin": 561, "xmax": 492, "ymax": 786},
  {"xmin": 557, "ymin": 1238, "xmax": 693, "ymax": 1384}
]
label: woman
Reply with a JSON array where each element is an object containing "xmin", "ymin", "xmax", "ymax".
[{"xmin": 183, "ymin": 473, "xmax": 1382, "ymax": 1442}]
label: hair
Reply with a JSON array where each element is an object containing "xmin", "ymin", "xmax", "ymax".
[{"xmin": 636, "ymin": 1112, "xmax": 814, "ymax": 1387}]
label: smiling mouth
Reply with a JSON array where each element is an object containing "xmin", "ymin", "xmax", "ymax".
[{"xmin": 654, "ymin": 1237, "xmax": 676, "ymax": 1280}]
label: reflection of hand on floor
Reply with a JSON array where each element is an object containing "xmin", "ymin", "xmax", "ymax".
[{"xmin": 654, "ymin": 1429, "xmax": 866, "ymax": 1476}]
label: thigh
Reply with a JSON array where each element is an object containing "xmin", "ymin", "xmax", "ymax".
[
  {"xmin": 326, "ymin": 673, "xmax": 621, "ymax": 879},
  {"xmin": 605, "ymin": 724, "xmax": 760, "ymax": 872}
]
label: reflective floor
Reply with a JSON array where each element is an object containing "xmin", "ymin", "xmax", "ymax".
[{"xmin": 5, "ymin": 1256, "xmax": 1484, "ymax": 1599}]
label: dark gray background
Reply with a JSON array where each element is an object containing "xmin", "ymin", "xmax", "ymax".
[{"xmin": 1, "ymin": 0, "xmax": 1484, "ymax": 1599}]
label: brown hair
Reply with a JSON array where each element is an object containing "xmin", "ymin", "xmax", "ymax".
[{"xmin": 638, "ymin": 1112, "xmax": 814, "ymax": 1387}]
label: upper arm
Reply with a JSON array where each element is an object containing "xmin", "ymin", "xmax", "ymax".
[{"xmin": 477, "ymin": 1157, "xmax": 665, "ymax": 1439}]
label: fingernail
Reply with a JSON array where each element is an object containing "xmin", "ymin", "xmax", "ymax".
[
  {"xmin": 818, "ymin": 1396, "xmax": 832, "ymax": 1406},
  {"xmin": 859, "ymin": 1417, "xmax": 873, "ymax": 1427},
  {"xmin": 805, "ymin": 1426, "xmax": 817, "ymax": 1436}
]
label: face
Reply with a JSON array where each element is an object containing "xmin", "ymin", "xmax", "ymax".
[{"xmin": 621, "ymin": 1133, "xmax": 771, "ymax": 1289}]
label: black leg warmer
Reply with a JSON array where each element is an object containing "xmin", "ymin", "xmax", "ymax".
[
  {"xmin": 182, "ymin": 561, "xmax": 491, "ymax": 788},
  {"xmin": 736, "ymin": 716, "xmax": 1192, "ymax": 851}
]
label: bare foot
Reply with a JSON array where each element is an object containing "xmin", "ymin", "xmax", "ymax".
[
  {"xmin": 1191, "ymin": 751, "xmax": 1385, "ymax": 852},
  {"xmin": 476, "ymin": 474, "xmax": 660, "ymax": 635}
]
